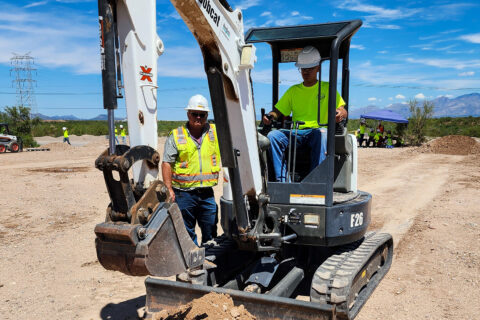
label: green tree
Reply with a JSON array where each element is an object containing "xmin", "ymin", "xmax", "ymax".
[
  {"xmin": 0, "ymin": 106, "xmax": 40, "ymax": 147},
  {"xmin": 406, "ymin": 99, "xmax": 434, "ymax": 146}
]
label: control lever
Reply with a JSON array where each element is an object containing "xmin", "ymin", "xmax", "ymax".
[{"xmin": 291, "ymin": 121, "xmax": 305, "ymax": 182}]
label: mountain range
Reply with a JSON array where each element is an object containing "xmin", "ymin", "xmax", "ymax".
[
  {"xmin": 33, "ymin": 93, "xmax": 480, "ymax": 120},
  {"xmin": 349, "ymin": 93, "xmax": 480, "ymax": 119},
  {"xmin": 32, "ymin": 113, "xmax": 125, "ymax": 121}
]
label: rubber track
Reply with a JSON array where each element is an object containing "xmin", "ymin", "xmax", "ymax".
[{"xmin": 310, "ymin": 232, "xmax": 393, "ymax": 319}]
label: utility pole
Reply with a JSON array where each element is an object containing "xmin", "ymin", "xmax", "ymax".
[{"xmin": 10, "ymin": 52, "xmax": 37, "ymax": 116}]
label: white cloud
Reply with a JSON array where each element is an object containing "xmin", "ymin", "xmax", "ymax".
[
  {"xmin": 389, "ymin": 97, "xmax": 393, "ymax": 100},
  {"xmin": 157, "ymin": 46, "xmax": 205, "ymax": 79},
  {"xmin": 458, "ymin": 71, "xmax": 475, "ymax": 77},
  {"xmin": 415, "ymin": 93, "xmax": 426, "ymax": 99},
  {"xmin": 395, "ymin": 94, "xmax": 405, "ymax": 99},
  {"xmin": 0, "ymin": 4, "xmax": 98, "ymax": 74},
  {"xmin": 351, "ymin": 44, "xmax": 365, "ymax": 50},
  {"xmin": 376, "ymin": 24, "xmax": 401, "ymax": 30},
  {"xmin": 24, "ymin": 1, "xmax": 48, "ymax": 8},
  {"xmin": 258, "ymin": 9, "xmax": 312, "ymax": 27},
  {"xmin": 336, "ymin": 0, "xmax": 420, "ymax": 28},
  {"xmin": 406, "ymin": 57, "xmax": 480, "ymax": 70},
  {"xmin": 368, "ymin": 97, "xmax": 377, "ymax": 101},
  {"xmin": 378, "ymin": 50, "xmax": 388, "ymax": 54},
  {"xmin": 459, "ymin": 33, "xmax": 480, "ymax": 44},
  {"xmin": 234, "ymin": 0, "xmax": 261, "ymax": 10}
]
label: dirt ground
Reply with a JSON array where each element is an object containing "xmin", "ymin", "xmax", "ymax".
[{"xmin": 1, "ymin": 134, "xmax": 479, "ymax": 320}]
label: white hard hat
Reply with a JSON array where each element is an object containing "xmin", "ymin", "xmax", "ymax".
[
  {"xmin": 62, "ymin": 127, "xmax": 66, "ymax": 131},
  {"xmin": 185, "ymin": 94, "xmax": 210, "ymax": 112},
  {"xmin": 295, "ymin": 46, "xmax": 321, "ymax": 68},
  {"xmin": 120, "ymin": 125, "xmax": 123, "ymax": 128}
]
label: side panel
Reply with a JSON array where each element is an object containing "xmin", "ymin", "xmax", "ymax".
[{"xmin": 117, "ymin": 0, "xmax": 162, "ymax": 187}]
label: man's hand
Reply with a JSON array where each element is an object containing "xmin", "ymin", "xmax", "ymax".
[
  {"xmin": 336, "ymin": 107, "xmax": 347, "ymax": 123},
  {"xmin": 262, "ymin": 111, "xmax": 277, "ymax": 126},
  {"xmin": 167, "ymin": 187, "xmax": 175, "ymax": 202}
]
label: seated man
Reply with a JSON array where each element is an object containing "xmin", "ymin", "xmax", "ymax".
[{"xmin": 263, "ymin": 46, "xmax": 347, "ymax": 182}]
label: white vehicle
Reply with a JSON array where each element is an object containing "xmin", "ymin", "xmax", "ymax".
[
  {"xmin": 0, "ymin": 123, "xmax": 22, "ymax": 153},
  {"xmin": 93, "ymin": 0, "xmax": 393, "ymax": 319}
]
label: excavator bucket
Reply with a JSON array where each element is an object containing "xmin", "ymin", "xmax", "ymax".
[
  {"xmin": 145, "ymin": 278, "xmax": 335, "ymax": 320},
  {"xmin": 95, "ymin": 202, "xmax": 205, "ymax": 276},
  {"xmin": 94, "ymin": 145, "xmax": 205, "ymax": 277}
]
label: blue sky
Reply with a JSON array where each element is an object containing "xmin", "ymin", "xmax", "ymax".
[{"xmin": 0, "ymin": 0, "xmax": 479, "ymax": 119}]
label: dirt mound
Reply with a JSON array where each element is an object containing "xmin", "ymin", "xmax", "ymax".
[
  {"xmin": 423, "ymin": 135, "xmax": 480, "ymax": 155},
  {"xmin": 41, "ymin": 142, "xmax": 79, "ymax": 151},
  {"xmin": 152, "ymin": 292, "xmax": 256, "ymax": 320}
]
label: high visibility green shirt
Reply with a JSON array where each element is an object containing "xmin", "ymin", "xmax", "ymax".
[
  {"xmin": 171, "ymin": 124, "xmax": 221, "ymax": 189},
  {"xmin": 120, "ymin": 128, "xmax": 126, "ymax": 137},
  {"xmin": 275, "ymin": 81, "xmax": 345, "ymax": 129},
  {"xmin": 360, "ymin": 124, "xmax": 366, "ymax": 134},
  {"xmin": 63, "ymin": 130, "xmax": 68, "ymax": 138}
]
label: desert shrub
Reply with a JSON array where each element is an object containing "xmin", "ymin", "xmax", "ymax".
[{"xmin": 406, "ymin": 99, "xmax": 434, "ymax": 146}]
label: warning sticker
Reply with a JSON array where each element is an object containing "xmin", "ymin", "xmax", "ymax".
[
  {"xmin": 140, "ymin": 66, "xmax": 153, "ymax": 82},
  {"xmin": 290, "ymin": 194, "xmax": 325, "ymax": 205}
]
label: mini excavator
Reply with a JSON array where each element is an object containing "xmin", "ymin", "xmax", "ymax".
[{"xmin": 94, "ymin": 0, "xmax": 393, "ymax": 319}]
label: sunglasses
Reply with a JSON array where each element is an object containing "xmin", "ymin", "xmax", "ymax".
[{"xmin": 189, "ymin": 112, "xmax": 207, "ymax": 119}]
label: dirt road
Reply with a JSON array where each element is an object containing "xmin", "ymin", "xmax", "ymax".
[{"xmin": 0, "ymin": 135, "xmax": 479, "ymax": 319}]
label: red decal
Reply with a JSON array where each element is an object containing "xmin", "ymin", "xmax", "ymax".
[{"xmin": 140, "ymin": 66, "xmax": 153, "ymax": 82}]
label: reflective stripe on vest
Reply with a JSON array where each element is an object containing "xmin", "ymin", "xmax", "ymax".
[{"xmin": 171, "ymin": 124, "xmax": 221, "ymax": 189}]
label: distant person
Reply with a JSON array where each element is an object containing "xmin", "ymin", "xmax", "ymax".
[
  {"xmin": 385, "ymin": 130, "xmax": 394, "ymax": 148},
  {"xmin": 367, "ymin": 128, "xmax": 375, "ymax": 147},
  {"xmin": 62, "ymin": 127, "xmax": 71, "ymax": 145},
  {"xmin": 378, "ymin": 121, "xmax": 384, "ymax": 134},
  {"xmin": 120, "ymin": 124, "xmax": 127, "ymax": 144},
  {"xmin": 374, "ymin": 129, "xmax": 382, "ymax": 147},
  {"xmin": 358, "ymin": 119, "xmax": 366, "ymax": 147},
  {"xmin": 114, "ymin": 126, "xmax": 119, "ymax": 144}
]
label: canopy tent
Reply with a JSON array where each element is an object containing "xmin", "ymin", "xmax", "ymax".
[{"xmin": 360, "ymin": 109, "xmax": 409, "ymax": 123}]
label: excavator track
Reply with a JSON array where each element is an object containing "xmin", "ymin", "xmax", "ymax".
[{"xmin": 311, "ymin": 232, "xmax": 393, "ymax": 320}]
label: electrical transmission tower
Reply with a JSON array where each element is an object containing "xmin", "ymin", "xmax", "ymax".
[{"xmin": 10, "ymin": 52, "xmax": 37, "ymax": 115}]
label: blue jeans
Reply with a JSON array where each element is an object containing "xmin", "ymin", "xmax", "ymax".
[
  {"xmin": 267, "ymin": 128, "xmax": 327, "ymax": 182},
  {"xmin": 174, "ymin": 187, "xmax": 217, "ymax": 246}
]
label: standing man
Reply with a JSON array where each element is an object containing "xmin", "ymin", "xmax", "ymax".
[
  {"xmin": 162, "ymin": 94, "xmax": 221, "ymax": 246},
  {"xmin": 114, "ymin": 126, "xmax": 120, "ymax": 144},
  {"xmin": 62, "ymin": 127, "xmax": 71, "ymax": 145},
  {"xmin": 120, "ymin": 124, "xmax": 127, "ymax": 144},
  {"xmin": 358, "ymin": 119, "xmax": 366, "ymax": 147},
  {"xmin": 263, "ymin": 46, "xmax": 347, "ymax": 182}
]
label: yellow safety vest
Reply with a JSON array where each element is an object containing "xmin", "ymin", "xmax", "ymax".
[
  {"xmin": 64, "ymin": 130, "xmax": 68, "ymax": 138},
  {"xmin": 171, "ymin": 124, "xmax": 221, "ymax": 189},
  {"xmin": 115, "ymin": 128, "xmax": 118, "ymax": 136},
  {"xmin": 120, "ymin": 128, "xmax": 126, "ymax": 137}
]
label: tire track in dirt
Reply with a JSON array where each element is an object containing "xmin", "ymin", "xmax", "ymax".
[{"xmin": 360, "ymin": 152, "xmax": 463, "ymax": 247}]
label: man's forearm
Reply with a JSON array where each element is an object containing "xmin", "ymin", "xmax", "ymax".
[{"xmin": 161, "ymin": 162, "xmax": 173, "ymax": 189}]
